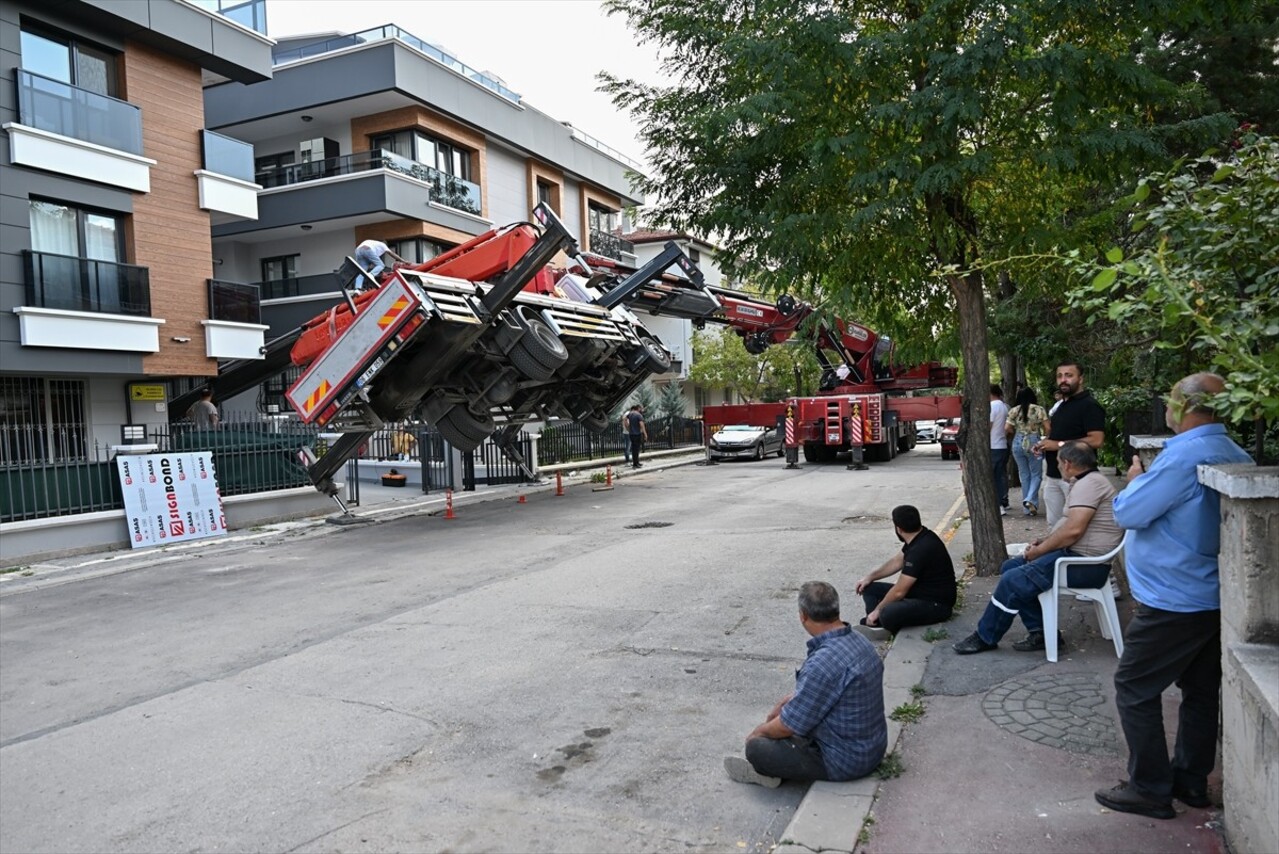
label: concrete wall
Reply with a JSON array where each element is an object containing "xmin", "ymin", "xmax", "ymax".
[{"xmin": 1201, "ymin": 464, "xmax": 1279, "ymax": 854}]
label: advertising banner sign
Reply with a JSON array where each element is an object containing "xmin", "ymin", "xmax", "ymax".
[{"xmin": 116, "ymin": 452, "xmax": 228, "ymax": 548}]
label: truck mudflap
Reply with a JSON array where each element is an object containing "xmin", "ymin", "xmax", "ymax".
[{"xmin": 286, "ymin": 276, "xmax": 430, "ymax": 426}]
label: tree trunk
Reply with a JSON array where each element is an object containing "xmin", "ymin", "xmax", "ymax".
[{"xmin": 950, "ymin": 270, "xmax": 1006, "ymax": 576}]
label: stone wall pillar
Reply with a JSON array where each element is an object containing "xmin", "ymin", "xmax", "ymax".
[{"xmin": 1200, "ymin": 464, "xmax": 1279, "ymax": 854}]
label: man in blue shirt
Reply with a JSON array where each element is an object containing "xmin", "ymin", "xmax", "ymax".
[
  {"xmin": 724, "ymin": 581, "xmax": 886, "ymax": 786},
  {"xmin": 1095, "ymin": 373, "xmax": 1252, "ymax": 820}
]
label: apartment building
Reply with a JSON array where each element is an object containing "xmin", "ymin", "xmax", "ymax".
[
  {"xmin": 0, "ymin": 0, "xmax": 273, "ymax": 463},
  {"xmin": 202, "ymin": 23, "xmax": 646, "ymax": 413}
]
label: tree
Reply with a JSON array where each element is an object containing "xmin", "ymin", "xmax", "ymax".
[
  {"xmin": 689, "ymin": 327, "xmax": 817, "ymax": 402},
  {"xmin": 603, "ymin": 0, "xmax": 1240, "ymax": 573},
  {"xmin": 1068, "ymin": 133, "xmax": 1279, "ymax": 461}
]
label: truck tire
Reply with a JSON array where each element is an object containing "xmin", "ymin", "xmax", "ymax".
[
  {"xmin": 634, "ymin": 334, "xmax": 672, "ymax": 374},
  {"xmin": 577, "ymin": 410, "xmax": 610, "ymax": 433},
  {"xmin": 435, "ymin": 405, "xmax": 495, "ymax": 453},
  {"xmin": 510, "ymin": 316, "xmax": 569, "ymax": 381}
]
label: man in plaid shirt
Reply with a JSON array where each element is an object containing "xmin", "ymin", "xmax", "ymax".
[{"xmin": 725, "ymin": 581, "xmax": 887, "ymax": 786}]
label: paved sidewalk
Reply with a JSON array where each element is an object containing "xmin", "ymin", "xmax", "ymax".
[{"xmin": 778, "ymin": 499, "xmax": 1229, "ymax": 854}]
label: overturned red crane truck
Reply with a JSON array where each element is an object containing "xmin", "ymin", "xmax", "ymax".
[{"xmin": 700, "ymin": 304, "xmax": 961, "ymax": 465}]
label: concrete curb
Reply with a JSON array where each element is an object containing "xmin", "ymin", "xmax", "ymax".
[{"xmin": 775, "ymin": 507, "xmax": 971, "ymax": 854}]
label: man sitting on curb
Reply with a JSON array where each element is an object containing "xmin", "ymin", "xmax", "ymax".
[
  {"xmin": 953, "ymin": 441, "xmax": 1123, "ymax": 654},
  {"xmin": 724, "ymin": 581, "xmax": 887, "ymax": 787},
  {"xmin": 852, "ymin": 505, "xmax": 957, "ymax": 641}
]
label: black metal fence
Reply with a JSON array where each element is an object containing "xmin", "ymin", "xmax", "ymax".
[{"xmin": 537, "ymin": 416, "xmax": 704, "ymax": 466}]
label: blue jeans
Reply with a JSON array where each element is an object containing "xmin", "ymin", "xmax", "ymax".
[
  {"xmin": 991, "ymin": 447, "xmax": 1010, "ymax": 508},
  {"xmin": 976, "ymin": 551, "xmax": 1110, "ymax": 644},
  {"xmin": 355, "ymin": 246, "xmax": 385, "ymax": 281},
  {"xmin": 1011, "ymin": 434, "xmax": 1042, "ymax": 510}
]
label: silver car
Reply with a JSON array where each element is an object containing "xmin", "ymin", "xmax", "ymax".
[{"xmin": 709, "ymin": 424, "xmax": 784, "ymax": 461}]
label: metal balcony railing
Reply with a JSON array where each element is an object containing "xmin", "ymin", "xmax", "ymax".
[
  {"xmin": 271, "ymin": 25, "xmax": 521, "ymax": 104},
  {"xmin": 201, "ymin": 130, "xmax": 255, "ymax": 182},
  {"xmin": 256, "ymin": 149, "xmax": 481, "ymax": 215},
  {"xmin": 24, "ymin": 251, "xmax": 150, "ymax": 316},
  {"xmin": 16, "ymin": 69, "xmax": 143, "ymax": 155},
  {"xmin": 589, "ymin": 229, "xmax": 635, "ymax": 261},
  {"xmin": 208, "ymin": 279, "xmax": 261, "ymax": 324}
]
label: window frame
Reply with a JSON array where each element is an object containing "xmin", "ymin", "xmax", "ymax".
[
  {"xmin": 19, "ymin": 24, "xmax": 119, "ymax": 97},
  {"xmin": 0, "ymin": 376, "xmax": 89, "ymax": 466},
  {"xmin": 29, "ymin": 198, "xmax": 124, "ymax": 262}
]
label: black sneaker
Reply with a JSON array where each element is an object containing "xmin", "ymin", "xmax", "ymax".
[
  {"xmin": 1094, "ymin": 781, "xmax": 1175, "ymax": 819},
  {"xmin": 953, "ymin": 632, "xmax": 998, "ymax": 655},
  {"xmin": 1172, "ymin": 785, "xmax": 1212, "ymax": 808}
]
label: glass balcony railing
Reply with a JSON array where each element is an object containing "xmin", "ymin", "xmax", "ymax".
[
  {"xmin": 255, "ymin": 149, "xmax": 482, "ymax": 215},
  {"xmin": 257, "ymin": 277, "xmax": 299, "ymax": 300},
  {"xmin": 271, "ymin": 25, "xmax": 521, "ymax": 104},
  {"xmin": 16, "ymin": 69, "xmax": 143, "ymax": 155},
  {"xmin": 201, "ymin": 130, "xmax": 255, "ymax": 182},
  {"xmin": 24, "ymin": 251, "xmax": 151, "ymax": 316},
  {"xmin": 589, "ymin": 229, "xmax": 635, "ymax": 261},
  {"xmin": 208, "ymin": 279, "xmax": 260, "ymax": 324},
  {"xmin": 189, "ymin": 0, "xmax": 268, "ymax": 34}
]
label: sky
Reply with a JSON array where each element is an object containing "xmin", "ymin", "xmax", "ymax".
[{"xmin": 264, "ymin": 0, "xmax": 668, "ymax": 170}]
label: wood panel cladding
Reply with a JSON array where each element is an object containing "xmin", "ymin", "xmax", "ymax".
[
  {"xmin": 526, "ymin": 160, "xmax": 564, "ymax": 217},
  {"xmin": 350, "ymin": 107, "xmax": 488, "ymax": 217},
  {"xmin": 353, "ymin": 219, "xmax": 474, "ymax": 250},
  {"xmin": 121, "ymin": 41, "xmax": 215, "ymax": 377}
]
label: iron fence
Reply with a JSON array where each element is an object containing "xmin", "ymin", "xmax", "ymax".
[{"xmin": 537, "ymin": 416, "xmax": 703, "ymax": 466}]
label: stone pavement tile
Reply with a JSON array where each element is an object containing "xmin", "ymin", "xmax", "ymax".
[{"xmin": 774, "ymin": 783, "xmax": 874, "ymax": 854}]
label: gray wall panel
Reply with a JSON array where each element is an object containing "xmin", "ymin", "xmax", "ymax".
[
  {"xmin": 147, "ymin": 0, "xmax": 215, "ymax": 54},
  {"xmin": 0, "ymin": 339, "xmax": 145, "ymax": 375},
  {"xmin": 0, "ymin": 167, "xmax": 135, "ymax": 213}
]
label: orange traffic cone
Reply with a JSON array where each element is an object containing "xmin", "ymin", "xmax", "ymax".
[
  {"xmin": 556, "ymin": 471, "xmax": 564, "ymax": 496},
  {"xmin": 445, "ymin": 489, "xmax": 456, "ymax": 520},
  {"xmin": 517, "ymin": 493, "xmax": 527, "ymax": 504},
  {"xmin": 605, "ymin": 465, "xmax": 613, "ymax": 487}
]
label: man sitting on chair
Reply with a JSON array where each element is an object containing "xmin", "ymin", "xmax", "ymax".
[{"xmin": 953, "ymin": 441, "xmax": 1123, "ymax": 655}]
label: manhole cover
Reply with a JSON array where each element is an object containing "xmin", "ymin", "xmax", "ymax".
[
  {"xmin": 625, "ymin": 521, "xmax": 673, "ymax": 529},
  {"xmin": 982, "ymin": 672, "xmax": 1119, "ymax": 755}
]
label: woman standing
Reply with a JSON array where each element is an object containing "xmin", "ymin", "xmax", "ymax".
[{"xmin": 1008, "ymin": 387, "xmax": 1049, "ymax": 515}]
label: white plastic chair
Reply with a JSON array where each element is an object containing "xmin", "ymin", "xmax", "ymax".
[{"xmin": 1037, "ymin": 539, "xmax": 1126, "ymax": 663}]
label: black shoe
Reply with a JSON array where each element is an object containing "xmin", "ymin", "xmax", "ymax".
[
  {"xmin": 953, "ymin": 632, "xmax": 997, "ymax": 655},
  {"xmin": 1011, "ymin": 631, "xmax": 1066, "ymax": 652},
  {"xmin": 1172, "ymin": 785, "xmax": 1211, "ymax": 808},
  {"xmin": 1094, "ymin": 782, "xmax": 1175, "ymax": 819}
]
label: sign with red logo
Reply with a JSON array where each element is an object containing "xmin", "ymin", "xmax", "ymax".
[{"xmin": 116, "ymin": 452, "xmax": 227, "ymax": 549}]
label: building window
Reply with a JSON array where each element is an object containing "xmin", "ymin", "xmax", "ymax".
[
  {"xmin": 260, "ymin": 254, "xmax": 298, "ymax": 299},
  {"xmin": 689, "ymin": 247, "xmax": 701, "ymax": 264},
  {"xmin": 695, "ymin": 385, "xmax": 710, "ymax": 415},
  {"xmin": 389, "ymin": 238, "xmax": 452, "ymax": 266},
  {"xmin": 0, "ymin": 377, "xmax": 88, "ymax": 465},
  {"xmin": 20, "ymin": 26, "xmax": 118, "ymax": 97},
  {"xmin": 30, "ymin": 200, "xmax": 122, "ymax": 262},
  {"xmin": 536, "ymin": 180, "xmax": 556, "ymax": 211},
  {"xmin": 372, "ymin": 131, "xmax": 472, "ymax": 181},
  {"xmin": 254, "ymin": 151, "xmax": 295, "ymax": 185},
  {"xmin": 588, "ymin": 203, "xmax": 619, "ymax": 234}
]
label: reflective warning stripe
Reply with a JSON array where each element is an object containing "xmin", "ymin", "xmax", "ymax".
[
  {"xmin": 302, "ymin": 379, "xmax": 331, "ymax": 417},
  {"xmin": 377, "ymin": 296, "xmax": 410, "ymax": 329}
]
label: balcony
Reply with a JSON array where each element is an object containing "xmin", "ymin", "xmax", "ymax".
[
  {"xmin": 255, "ymin": 150, "xmax": 481, "ymax": 216},
  {"xmin": 589, "ymin": 229, "xmax": 636, "ymax": 262},
  {"xmin": 271, "ymin": 25, "xmax": 521, "ymax": 104},
  {"xmin": 203, "ymin": 279, "xmax": 267, "ymax": 359},
  {"xmin": 197, "ymin": 130, "xmax": 260, "ymax": 219},
  {"xmin": 16, "ymin": 251, "xmax": 162, "ymax": 352},
  {"xmin": 6, "ymin": 70, "xmax": 155, "ymax": 192}
]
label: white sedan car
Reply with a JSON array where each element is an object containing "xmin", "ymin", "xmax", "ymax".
[{"xmin": 709, "ymin": 424, "xmax": 784, "ymax": 461}]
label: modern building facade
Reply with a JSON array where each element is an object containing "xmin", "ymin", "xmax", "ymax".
[
  {"xmin": 203, "ymin": 23, "xmax": 646, "ymax": 413},
  {"xmin": 0, "ymin": 0, "xmax": 273, "ymax": 465}
]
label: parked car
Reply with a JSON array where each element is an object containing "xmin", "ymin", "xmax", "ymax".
[
  {"xmin": 939, "ymin": 418, "xmax": 961, "ymax": 460},
  {"xmin": 915, "ymin": 420, "xmax": 939, "ymax": 443},
  {"xmin": 709, "ymin": 424, "xmax": 783, "ymax": 461}
]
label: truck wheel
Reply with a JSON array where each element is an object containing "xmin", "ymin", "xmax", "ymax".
[
  {"xmin": 633, "ymin": 333, "xmax": 672, "ymax": 374},
  {"xmin": 511, "ymin": 316, "xmax": 568, "ymax": 381},
  {"xmin": 435, "ymin": 405, "xmax": 494, "ymax": 453},
  {"xmin": 577, "ymin": 410, "xmax": 610, "ymax": 433}
]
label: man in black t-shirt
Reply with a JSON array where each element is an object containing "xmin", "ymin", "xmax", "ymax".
[
  {"xmin": 1033, "ymin": 361, "xmax": 1106, "ymax": 527},
  {"xmin": 852, "ymin": 505, "xmax": 957, "ymax": 640}
]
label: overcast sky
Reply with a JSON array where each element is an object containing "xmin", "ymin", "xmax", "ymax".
[{"xmin": 265, "ymin": 0, "xmax": 667, "ymax": 170}]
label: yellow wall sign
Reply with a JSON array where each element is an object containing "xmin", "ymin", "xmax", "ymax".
[{"xmin": 130, "ymin": 384, "xmax": 167, "ymax": 401}]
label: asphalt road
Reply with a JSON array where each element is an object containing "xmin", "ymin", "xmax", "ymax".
[{"xmin": 0, "ymin": 443, "xmax": 963, "ymax": 854}]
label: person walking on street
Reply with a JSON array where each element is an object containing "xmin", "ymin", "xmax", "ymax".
[
  {"xmin": 626, "ymin": 405, "xmax": 647, "ymax": 468},
  {"xmin": 1009, "ymin": 387, "xmax": 1049, "ymax": 516},
  {"xmin": 724, "ymin": 581, "xmax": 886, "ymax": 787},
  {"xmin": 1095, "ymin": 372, "xmax": 1252, "ymax": 820},
  {"xmin": 187, "ymin": 388, "xmax": 220, "ymax": 430},
  {"xmin": 990, "ymin": 384, "xmax": 1010, "ymax": 515},
  {"xmin": 852, "ymin": 505, "xmax": 957, "ymax": 640},
  {"xmin": 621, "ymin": 409, "xmax": 632, "ymax": 464},
  {"xmin": 1034, "ymin": 361, "xmax": 1105, "ymax": 527}
]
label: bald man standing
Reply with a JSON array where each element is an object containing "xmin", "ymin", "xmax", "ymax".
[{"xmin": 1095, "ymin": 373, "xmax": 1252, "ymax": 820}]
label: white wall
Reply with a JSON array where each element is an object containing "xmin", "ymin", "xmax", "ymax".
[{"xmin": 484, "ymin": 145, "xmax": 528, "ymax": 224}]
